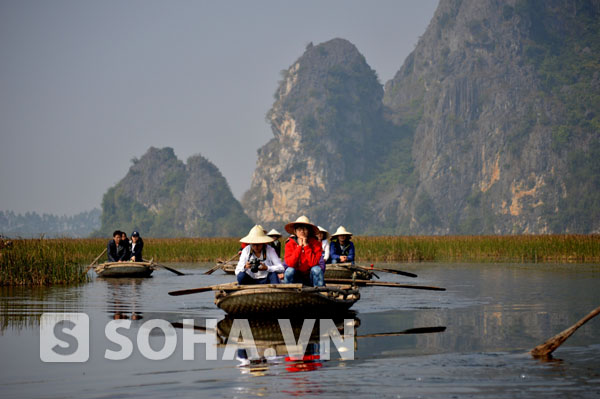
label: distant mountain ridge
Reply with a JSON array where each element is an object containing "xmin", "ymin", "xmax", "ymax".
[
  {"xmin": 96, "ymin": 147, "xmax": 253, "ymax": 237},
  {"xmin": 0, "ymin": 209, "xmax": 101, "ymax": 238}
]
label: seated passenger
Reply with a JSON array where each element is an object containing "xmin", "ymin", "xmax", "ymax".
[
  {"xmin": 317, "ymin": 226, "xmax": 331, "ymax": 264},
  {"xmin": 330, "ymin": 226, "xmax": 355, "ymax": 264},
  {"xmin": 107, "ymin": 230, "xmax": 128, "ymax": 262},
  {"xmin": 235, "ymin": 225, "xmax": 284, "ymax": 285},
  {"xmin": 267, "ymin": 229, "xmax": 282, "ymax": 257},
  {"xmin": 130, "ymin": 231, "xmax": 144, "ymax": 262},
  {"xmin": 283, "ymin": 216, "xmax": 324, "ymax": 287}
]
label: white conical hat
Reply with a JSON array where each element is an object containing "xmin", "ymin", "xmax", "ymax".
[
  {"xmin": 284, "ymin": 215, "xmax": 319, "ymax": 235},
  {"xmin": 267, "ymin": 229, "xmax": 282, "ymax": 237},
  {"xmin": 331, "ymin": 225, "xmax": 353, "ymax": 237},
  {"xmin": 317, "ymin": 226, "xmax": 329, "ymax": 240},
  {"xmin": 240, "ymin": 225, "xmax": 276, "ymax": 244}
]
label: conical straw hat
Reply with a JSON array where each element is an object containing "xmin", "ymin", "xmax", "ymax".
[
  {"xmin": 317, "ymin": 226, "xmax": 329, "ymax": 240},
  {"xmin": 284, "ymin": 215, "xmax": 319, "ymax": 235},
  {"xmin": 267, "ymin": 229, "xmax": 282, "ymax": 237},
  {"xmin": 240, "ymin": 225, "xmax": 276, "ymax": 244},
  {"xmin": 331, "ymin": 225, "xmax": 353, "ymax": 238}
]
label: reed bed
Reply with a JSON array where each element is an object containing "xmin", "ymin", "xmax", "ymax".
[
  {"xmin": 0, "ymin": 239, "xmax": 90, "ymax": 286},
  {"xmin": 1, "ymin": 235, "xmax": 598, "ymax": 286},
  {"xmin": 355, "ymin": 234, "xmax": 600, "ymax": 263}
]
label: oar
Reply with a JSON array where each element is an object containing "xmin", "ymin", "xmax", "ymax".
[
  {"xmin": 147, "ymin": 259, "xmax": 185, "ymax": 276},
  {"xmin": 169, "ymin": 283, "xmax": 304, "ymax": 296},
  {"xmin": 357, "ymin": 326, "xmax": 446, "ymax": 338},
  {"xmin": 205, "ymin": 252, "xmax": 240, "ymax": 275},
  {"xmin": 325, "ymin": 278, "xmax": 446, "ymax": 291},
  {"xmin": 531, "ymin": 305, "xmax": 600, "ymax": 359},
  {"xmin": 84, "ymin": 248, "xmax": 107, "ymax": 274},
  {"xmin": 352, "ymin": 263, "xmax": 417, "ymax": 278}
]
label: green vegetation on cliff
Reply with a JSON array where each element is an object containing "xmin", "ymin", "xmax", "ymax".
[
  {"xmin": 518, "ymin": 0, "xmax": 600, "ymax": 233},
  {"xmin": 96, "ymin": 147, "xmax": 253, "ymax": 238}
]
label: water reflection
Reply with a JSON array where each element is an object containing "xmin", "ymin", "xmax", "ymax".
[
  {"xmin": 102, "ymin": 278, "xmax": 145, "ymax": 321},
  {"xmin": 0, "ymin": 285, "xmax": 83, "ymax": 333}
]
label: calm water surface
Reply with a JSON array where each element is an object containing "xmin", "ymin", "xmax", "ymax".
[{"xmin": 1, "ymin": 262, "xmax": 599, "ymax": 398}]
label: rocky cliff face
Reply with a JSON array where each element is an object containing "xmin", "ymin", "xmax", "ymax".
[
  {"xmin": 244, "ymin": 1, "xmax": 600, "ymax": 234},
  {"xmin": 99, "ymin": 147, "xmax": 253, "ymax": 237},
  {"xmin": 383, "ymin": 0, "xmax": 600, "ymax": 233},
  {"xmin": 242, "ymin": 38, "xmax": 389, "ymax": 229}
]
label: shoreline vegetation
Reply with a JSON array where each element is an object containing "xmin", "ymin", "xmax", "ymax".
[{"xmin": 1, "ymin": 235, "xmax": 599, "ymax": 286}]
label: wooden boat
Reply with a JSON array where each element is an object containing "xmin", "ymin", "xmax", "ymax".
[
  {"xmin": 94, "ymin": 261, "xmax": 155, "ymax": 278},
  {"xmin": 213, "ymin": 283, "xmax": 360, "ymax": 316},
  {"xmin": 221, "ymin": 262, "xmax": 374, "ymax": 279},
  {"xmin": 221, "ymin": 262, "xmax": 236, "ymax": 274},
  {"xmin": 324, "ymin": 263, "xmax": 375, "ymax": 280}
]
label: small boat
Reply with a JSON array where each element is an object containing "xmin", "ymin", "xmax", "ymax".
[
  {"xmin": 94, "ymin": 261, "xmax": 155, "ymax": 278},
  {"xmin": 324, "ymin": 263, "xmax": 375, "ymax": 280},
  {"xmin": 213, "ymin": 283, "xmax": 360, "ymax": 316},
  {"xmin": 221, "ymin": 262, "xmax": 236, "ymax": 275}
]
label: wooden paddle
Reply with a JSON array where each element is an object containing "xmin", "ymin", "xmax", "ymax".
[
  {"xmin": 168, "ymin": 283, "xmax": 304, "ymax": 296},
  {"xmin": 84, "ymin": 248, "xmax": 107, "ymax": 274},
  {"xmin": 324, "ymin": 278, "xmax": 446, "ymax": 291},
  {"xmin": 531, "ymin": 305, "xmax": 600, "ymax": 359},
  {"xmin": 349, "ymin": 263, "xmax": 418, "ymax": 278},
  {"xmin": 148, "ymin": 260, "xmax": 185, "ymax": 276},
  {"xmin": 205, "ymin": 252, "xmax": 240, "ymax": 275},
  {"xmin": 357, "ymin": 326, "xmax": 447, "ymax": 338}
]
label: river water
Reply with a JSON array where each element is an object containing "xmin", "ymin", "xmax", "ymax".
[{"xmin": 1, "ymin": 262, "xmax": 599, "ymax": 398}]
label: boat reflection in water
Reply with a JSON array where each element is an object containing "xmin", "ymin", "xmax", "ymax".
[
  {"xmin": 103, "ymin": 278, "xmax": 145, "ymax": 321},
  {"xmin": 210, "ymin": 315, "xmax": 446, "ymax": 375}
]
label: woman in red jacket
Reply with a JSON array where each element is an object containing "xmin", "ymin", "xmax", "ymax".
[{"xmin": 283, "ymin": 216, "xmax": 325, "ymax": 286}]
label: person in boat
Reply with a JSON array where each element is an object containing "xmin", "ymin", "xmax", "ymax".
[
  {"xmin": 239, "ymin": 225, "xmax": 267, "ymax": 252},
  {"xmin": 267, "ymin": 229, "xmax": 283, "ymax": 258},
  {"xmin": 283, "ymin": 216, "xmax": 325, "ymax": 287},
  {"xmin": 235, "ymin": 225, "xmax": 284, "ymax": 285},
  {"xmin": 107, "ymin": 230, "xmax": 128, "ymax": 262},
  {"xmin": 317, "ymin": 226, "xmax": 331, "ymax": 264},
  {"xmin": 130, "ymin": 231, "xmax": 144, "ymax": 262},
  {"xmin": 121, "ymin": 231, "xmax": 132, "ymax": 257},
  {"xmin": 330, "ymin": 226, "xmax": 355, "ymax": 264}
]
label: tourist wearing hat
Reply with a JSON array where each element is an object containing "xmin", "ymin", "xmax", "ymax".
[
  {"xmin": 267, "ymin": 229, "xmax": 283, "ymax": 258},
  {"xmin": 317, "ymin": 226, "xmax": 331, "ymax": 263},
  {"xmin": 330, "ymin": 226, "xmax": 355, "ymax": 264},
  {"xmin": 130, "ymin": 231, "xmax": 144, "ymax": 262},
  {"xmin": 235, "ymin": 225, "xmax": 284, "ymax": 285},
  {"xmin": 283, "ymin": 216, "xmax": 325, "ymax": 287}
]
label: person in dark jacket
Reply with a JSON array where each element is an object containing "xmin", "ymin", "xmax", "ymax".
[
  {"xmin": 130, "ymin": 231, "xmax": 144, "ymax": 262},
  {"xmin": 107, "ymin": 230, "xmax": 128, "ymax": 262},
  {"xmin": 329, "ymin": 226, "xmax": 355, "ymax": 264}
]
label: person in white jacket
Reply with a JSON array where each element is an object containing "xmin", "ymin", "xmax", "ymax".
[
  {"xmin": 317, "ymin": 226, "xmax": 331, "ymax": 263},
  {"xmin": 235, "ymin": 225, "xmax": 284, "ymax": 285}
]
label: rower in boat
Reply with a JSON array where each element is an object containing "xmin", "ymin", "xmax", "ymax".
[
  {"xmin": 283, "ymin": 216, "xmax": 325, "ymax": 287},
  {"xmin": 330, "ymin": 226, "xmax": 355, "ymax": 265},
  {"xmin": 235, "ymin": 225, "xmax": 284, "ymax": 285},
  {"xmin": 107, "ymin": 230, "xmax": 129, "ymax": 262}
]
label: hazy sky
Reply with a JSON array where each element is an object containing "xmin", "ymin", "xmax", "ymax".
[{"xmin": 0, "ymin": 0, "xmax": 438, "ymax": 216}]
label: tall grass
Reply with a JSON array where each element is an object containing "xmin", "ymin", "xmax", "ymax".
[
  {"xmin": 0, "ymin": 239, "xmax": 90, "ymax": 286},
  {"xmin": 355, "ymin": 235, "xmax": 600, "ymax": 263},
  {"xmin": 1, "ymin": 235, "xmax": 598, "ymax": 285}
]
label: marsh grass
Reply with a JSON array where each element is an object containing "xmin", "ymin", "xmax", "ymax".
[
  {"xmin": 1, "ymin": 235, "xmax": 598, "ymax": 285},
  {"xmin": 355, "ymin": 234, "xmax": 600, "ymax": 262}
]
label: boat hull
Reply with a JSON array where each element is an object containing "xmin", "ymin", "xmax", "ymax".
[
  {"xmin": 214, "ymin": 284, "xmax": 359, "ymax": 316},
  {"xmin": 95, "ymin": 262, "xmax": 154, "ymax": 278}
]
